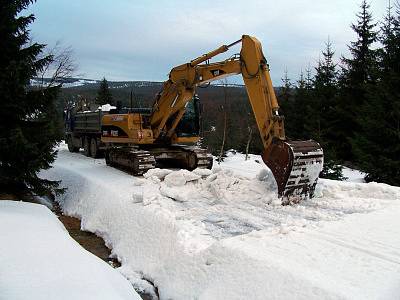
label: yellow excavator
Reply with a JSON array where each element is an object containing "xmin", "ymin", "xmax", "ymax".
[{"xmin": 101, "ymin": 35, "xmax": 324, "ymax": 200}]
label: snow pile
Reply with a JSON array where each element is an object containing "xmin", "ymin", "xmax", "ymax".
[
  {"xmin": 40, "ymin": 145, "xmax": 400, "ymax": 299},
  {"xmin": 0, "ymin": 200, "xmax": 140, "ymax": 300},
  {"xmin": 134, "ymin": 166, "xmax": 399, "ymax": 240},
  {"xmin": 98, "ymin": 103, "xmax": 117, "ymax": 111},
  {"xmin": 342, "ymin": 166, "xmax": 366, "ymax": 183}
]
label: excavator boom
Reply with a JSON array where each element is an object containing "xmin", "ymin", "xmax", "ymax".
[
  {"xmin": 151, "ymin": 35, "xmax": 323, "ymax": 201},
  {"xmin": 102, "ymin": 35, "xmax": 324, "ymax": 202},
  {"xmin": 239, "ymin": 35, "xmax": 324, "ymax": 201}
]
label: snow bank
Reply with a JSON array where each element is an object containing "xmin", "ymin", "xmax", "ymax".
[
  {"xmin": 342, "ymin": 166, "xmax": 366, "ymax": 183},
  {"xmin": 98, "ymin": 103, "xmax": 117, "ymax": 111},
  {"xmin": 40, "ymin": 145, "xmax": 400, "ymax": 299},
  {"xmin": 0, "ymin": 200, "xmax": 140, "ymax": 300}
]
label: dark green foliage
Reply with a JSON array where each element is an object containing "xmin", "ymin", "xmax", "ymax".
[
  {"xmin": 351, "ymin": 2, "xmax": 400, "ymax": 185},
  {"xmin": 278, "ymin": 68, "xmax": 293, "ymax": 117},
  {"xmin": 336, "ymin": 0, "xmax": 379, "ymax": 160},
  {"xmin": 0, "ymin": 0, "xmax": 62, "ymax": 195},
  {"xmin": 342, "ymin": 0, "xmax": 379, "ymax": 87},
  {"xmin": 279, "ymin": 42, "xmax": 344, "ymax": 180},
  {"xmin": 287, "ymin": 71, "xmax": 307, "ymax": 139},
  {"xmin": 321, "ymin": 160, "xmax": 345, "ymax": 181},
  {"xmin": 311, "ymin": 40, "xmax": 344, "ymax": 179},
  {"xmin": 283, "ymin": 0, "xmax": 398, "ymax": 183},
  {"xmin": 96, "ymin": 77, "xmax": 113, "ymax": 105}
]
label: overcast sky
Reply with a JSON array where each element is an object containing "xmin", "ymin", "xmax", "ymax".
[{"xmin": 28, "ymin": 0, "xmax": 387, "ymax": 84}]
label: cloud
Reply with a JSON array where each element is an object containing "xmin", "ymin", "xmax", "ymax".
[{"xmin": 28, "ymin": 0, "xmax": 387, "ymax": 83}]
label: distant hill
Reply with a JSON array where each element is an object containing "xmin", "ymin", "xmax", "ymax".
[
  {"xmin": 30, "ymin": 77, "xmax": 164, "ymax": 90},
  {"xmin": 30, "ymin": 77, "xmax": 97, "ymax": 88}
]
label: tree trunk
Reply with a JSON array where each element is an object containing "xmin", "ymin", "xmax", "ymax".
[
  {"xmin": 218, "ymin": 110, "xmax": 227, "ymax": 164},
  {"xmin": 218, "ymin": 80, "xmax": 228, "ymax": 164},
  {"xmin": 245, "ymin": 126, "xmax": 252, "ymax": 160}
]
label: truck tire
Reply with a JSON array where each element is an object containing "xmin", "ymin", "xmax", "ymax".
[
  {"xmin": 90, "ymin": 138, "xmax": 99, "ymax": 158},
  {"xmin": 67, "ymin": 136, "xmax": 79, "ymax": 153},
  {"xmin": 83, "ymin": 137, "xmax": 91, "ymax": 157}
]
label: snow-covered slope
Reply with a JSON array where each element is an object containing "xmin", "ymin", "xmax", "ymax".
[
  {"xmin": 29, "ymin": 78, "xmax": 98, "ymax": 88},
  {"xmin": 0, "ymin": 200, "xmax": 140, "ymax": 300},
  {"xmin": 40, "ymin": 144, "xmax": 400, "ymax": 300}
]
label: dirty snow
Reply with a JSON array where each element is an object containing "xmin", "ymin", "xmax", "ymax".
[
  {"xmin": 0, "ymin": 200, "xmax": 140, "ymax": 300},
  {"xmin": 40, "ymin": 144, "xmax": 400, "ymax": 300}
]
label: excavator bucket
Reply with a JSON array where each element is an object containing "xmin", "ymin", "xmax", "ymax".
[{"xmin": 262, "ymin": 139, "xmax": 324, "ymax": 203}]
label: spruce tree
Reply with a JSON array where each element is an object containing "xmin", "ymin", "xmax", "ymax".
[
  {"xmin": 342, "ymin": 1, "xmax": 379, "ymax": 88},
  {"xmin": 96, "ymin": 77, "xmax": 113, "ymax": 106},
  {"xmin": 285, "ymin": 65, "xmax": 314, "ymax": 141},
  {"xmin": 337, "ymin": 0, "xmax": 379, "ymax": 161},
  {"xmin": 279, "ymin": 68, "xmax": 292, "ymax": 112},
  {"xmin": 312, "ymin": 40, "xmax": 344, "ymax": 179},
  {"xmin": 0, "ymin": 0, "xmax": 62, "ymax": 195},
  {"xmin": 278, "ymin": 68, "xmax": 294, "ymax": 135},
  {"xmin": 351, "ymin": 2, "xmax": 400, "ymax": 185},
  {"xmin": 305, "ymin": 65, "xmax": 314, "ymax": 90},
  {"xmin": 289, "ymin": 71, "xmax": 310, "ymax": 139}
]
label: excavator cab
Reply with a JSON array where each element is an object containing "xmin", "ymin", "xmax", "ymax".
[{"xmin": 175, "ymin": 95, "xmax": 200, "ymax": 138}]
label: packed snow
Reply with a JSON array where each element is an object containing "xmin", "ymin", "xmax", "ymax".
[
  {"xmin": 342, "ymin": 166, "xmax": 366, "ymax": 183},
  {"xmin": 98, "ymin": 103, "xmax": 117, "ymax": 112},
  {"xmin": 40, "ymin": 143, "xmax": 400, "ymax": 300},
  {"xmin": 0, "ymin": 200, "xmax": 141, "ymax": 300}
]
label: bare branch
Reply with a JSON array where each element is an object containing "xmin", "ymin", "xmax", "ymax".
[{"xmin": 37, "ymin": 42, "xmax": 78, "ymax": 89}]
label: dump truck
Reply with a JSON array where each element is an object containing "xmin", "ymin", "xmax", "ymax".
[{"xmin": 64, "ymin": 107, "xmax": 107, "ymax": 158}]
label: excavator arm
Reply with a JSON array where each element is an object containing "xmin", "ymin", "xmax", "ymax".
[
  {"xmin": 149, "ymin": 35, "xmax": 323, "ymax": 201},
  {"xmin": 151, "ymin": 36, "xmax": 283, "ymax": 145}
]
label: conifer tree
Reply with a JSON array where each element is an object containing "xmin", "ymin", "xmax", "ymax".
[
  {"xmin": 305, "ymin": 65, "xmax": 314, "ymax": 90},
  {"xmin": 342, "ymin": 1, "xmax": 378, "ymax": 88},
  {"xmin": 0, "ymin": 0, "xmax": 62, "ymax": 195},
  {"xmin": 289, "ymin": 71, "xmax": 309, "ymax": 139},
  {"xmin": 313, "ymin": 40, "xmax": 343, "ymax": 179},
  {"xmin": 352, "ymin": 2, "xmax": 400, "ymax": 185},
  {"xmin": 337, "ymin": 0, "xmax": 378, "ymax": 161},
  {"xmin": 279, "ymin": 68, "xmax": 292, "ymax": 114},
  {"xmin": 96, "ymin": 77, "xmax": 113, "ymax": 105},
  {"xmin": 278, "ymin": 68, "xmax": 295, "ymax": 135}
]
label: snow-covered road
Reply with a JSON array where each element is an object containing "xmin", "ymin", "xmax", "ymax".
[{"xmin": 40, "ymin": 144, "xmax": 400, "ymax": 299}]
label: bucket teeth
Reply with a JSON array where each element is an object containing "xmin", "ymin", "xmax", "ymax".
[
  {"xmin": 283, "ymin": 142, "xmax": 323, "ymax": 200},
  {"xmin": 262, "ymin": 139, "xmax": 324, "ymax": 202}
]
